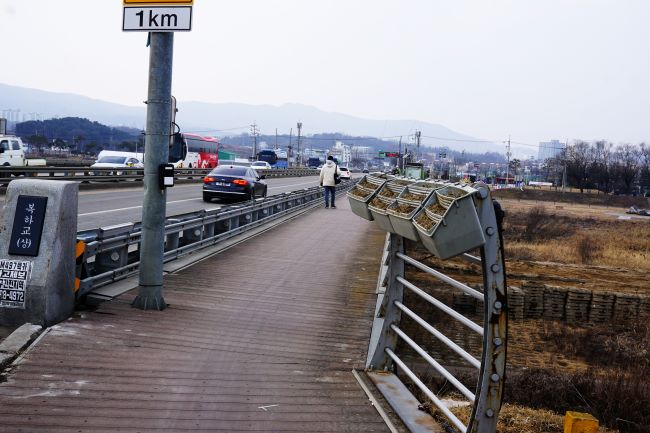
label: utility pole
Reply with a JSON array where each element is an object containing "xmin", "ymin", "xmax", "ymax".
[
  {"xmin": 296, "ymin": 122, "xmax": 303, "ymax": 167},
  {"xmin": 562, "ymin": 139, "xmax": 568, "ymax": 193},
  {"xmin": 288, "ymin": 128, "xmax": 293, "ymax": 168},
  {"xmin": 250, "ymin": 122, "xmax": 259, "ymax": 160},
  {"xmin": 398, "ymin": 136, "xmax": 403, "ymax": 172},
  {"xmin": 505, "ymin": 135, "xmax": 511, "ymax": 187},
  {"xmin": 133, "ymin": 32, "xmax": 174, "ymax": 311},
  {"xmin": 415, "ymin": 130, "xmax": 421, "ymax": 162},
  {"xmin": 275, "ymin": 128, "xmax": 278, "ymax": 150}
]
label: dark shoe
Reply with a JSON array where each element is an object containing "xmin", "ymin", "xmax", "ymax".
[{"xmin": 325, "ymin": 205, "xmax": 329, "ymax": 208}]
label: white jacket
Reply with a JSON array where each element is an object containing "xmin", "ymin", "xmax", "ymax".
[{"xmin": 319, "ymin": 160, "xmax": 341, "ymax": 187}]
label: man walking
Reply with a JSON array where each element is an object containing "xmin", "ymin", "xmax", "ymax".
[{"xmin": 319, "ymin": 155, "xmax": 341, "ymax": 208}]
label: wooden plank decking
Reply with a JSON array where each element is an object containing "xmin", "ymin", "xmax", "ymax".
[{"xmin": 0, "ymin": 198, "xmax": 392, "ymax": 432}]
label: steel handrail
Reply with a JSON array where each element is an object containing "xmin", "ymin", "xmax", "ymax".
[
  {"xmin": 397, "ymin": 276, "xmax": 484, "ymax": 335},
  {"xmin": 385, "ymin": 348, "xmax": 468, "ymax": 433},
  {"xmin": 394, "ymin": 301, "xmax": 481, "ymax": 369}
]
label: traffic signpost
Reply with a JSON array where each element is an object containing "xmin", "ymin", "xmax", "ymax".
[
  {"xmin": 123, "ymin": 0, "xmax": 193, "ymax": 32},
  {"xmin": 123, "ymin": 0, "xmax": 192, "ymax": 310}
]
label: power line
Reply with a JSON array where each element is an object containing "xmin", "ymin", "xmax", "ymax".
[
  {"xmin": 420, "ymin": 135, "xmax": 494, "ymax": 143},
  {"xmin": 183, "ymin": 125, "xmax": 250, "ymax": 134}
]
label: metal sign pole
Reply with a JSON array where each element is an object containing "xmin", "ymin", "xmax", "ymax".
[{"xmin": 133, "ymin": 31, "xmax": 174, "ymax": 310}]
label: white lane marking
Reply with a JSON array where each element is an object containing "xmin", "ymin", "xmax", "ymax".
[
  {"xmin": 258, "ymin": 404, "xmax": 279, "ymax": 411},
  {"xmin": 78, "ymin": 198, "xmax": 202, "ymax": 217},
  {"xmin": 268, "ymin": 180, "xmax": 317, "ymax": 190},
  {"xmin": 77, "ymin": 180, "xmax": 317, "ymax": 217}
]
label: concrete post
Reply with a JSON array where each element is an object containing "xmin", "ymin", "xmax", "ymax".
[
  {"xmin": 132, "ymin": 32, "xmax": 174, "ymax": 311},
  {"xmin": 0, "ymin": 180, "xmax": 78, "ymax": 327}
]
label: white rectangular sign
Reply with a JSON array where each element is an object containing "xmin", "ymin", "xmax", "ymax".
[
  {"xmin": 123, "ymin": 6, "xmax": 192, "ymax": 32},
  {"xmin": 0, "ymin": 259, "xmax": 32, "ymax": 309}
]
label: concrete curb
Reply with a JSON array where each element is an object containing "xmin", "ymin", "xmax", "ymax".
[{"xmin": 0, "ymin": 323, "xmax": 43, "ymax": 370}]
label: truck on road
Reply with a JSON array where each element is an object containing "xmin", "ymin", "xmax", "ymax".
[{"xmin": 0, "ymin": 135, "xmax": 46, "ymax": 167}]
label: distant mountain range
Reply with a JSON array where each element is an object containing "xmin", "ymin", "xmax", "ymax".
[{"xmin": 0, "ymin": 82, "xmax": 499, "ymax": 153}]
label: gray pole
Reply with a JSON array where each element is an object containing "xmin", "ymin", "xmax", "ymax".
[
  {"xmin": 297, "ymin": 122, "xmax": 302, "ymax": 167},
  {"xmin": 133, "ymin": 32, "xmax": 174, "ymax": 311}
]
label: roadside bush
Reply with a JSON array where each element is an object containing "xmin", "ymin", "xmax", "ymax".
[
  {"xmin": 508, "ymin": 206, "xmax": 574, "ymax": 242},
  {"xmin": 575, "ymin": 234, "xmax": 604, "ymax": 264},
  {"xmin": 505, "ymin": 367, "xmax": 650, "ymax": 433}
]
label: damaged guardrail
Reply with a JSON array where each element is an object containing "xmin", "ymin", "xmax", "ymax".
[{"xmin": 74, "ymin": 179, "xmax": 355, "ymax": 297}]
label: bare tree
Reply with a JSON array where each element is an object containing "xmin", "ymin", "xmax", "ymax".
[
  {"xmin": 612, "ymin": 143, "xmax": 640, "ymax": 194},
  {"xmin": 590, "ymin": 140, "xmax": 614, "ymax": 193},
  {"xmin": 640, "ymin": 143, "xmax": 650, "ymax": 193},
  {"xmin": 566, "ymin": 140, "xmax": 594, "ymax": 193}
]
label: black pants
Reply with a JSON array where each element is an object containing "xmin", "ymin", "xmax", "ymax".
[{"xmin": 324, "ymin": 186, "xmax": 336, "ymax": 207}]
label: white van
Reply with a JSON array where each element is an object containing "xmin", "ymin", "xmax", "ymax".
[{"xmin": 0, "ymin": 136, "xmax": 26, "ymax": 167}]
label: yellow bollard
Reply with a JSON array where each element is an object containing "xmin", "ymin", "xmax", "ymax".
[{"xmin": 564, "ymin": 411, "xmax": 599, "ymax": 433}]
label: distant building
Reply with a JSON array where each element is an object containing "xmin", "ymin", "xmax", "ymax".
[
  {"xmin": 537, "ymin": 140, "xmax": 563, "ymax": 161},
  {"xmin": 330, "ymin": 141, "xmax": 352, "ymax": 164}
]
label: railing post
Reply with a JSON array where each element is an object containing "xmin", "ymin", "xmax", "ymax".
[
  {"xmin": 469, "ymin": 185, "xmax": 508, "ymax": 433},
  {"xmin": 94, "ymin": 224, "xmax": 134, "ymax": 274},
  {"xmin": 365, "ymin": 232, "xmax": 405, "ymax": 370},
  {"xmin": 164, "ymin": 219, "xmax": 180, "ymax": 252}
]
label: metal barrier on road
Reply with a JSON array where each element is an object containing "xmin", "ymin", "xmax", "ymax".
[
  {"xmin": 0, "ymin": 167, "xmax": 319, "ymax": 185},
  {"xmin": 74, "ymin": 179, "xmax": 355, "ymax": 297}
]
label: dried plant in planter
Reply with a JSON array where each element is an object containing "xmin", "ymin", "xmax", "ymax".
[
  {"xmin": 358, "ymin": 179, "xmax": 377, "ymax": 190},
  {"xmin": 442, "ymin": 188, "xmax": 466, "ymax": 198},
  {"xmin": 349, "ymin": 187, "xmax": 371, "ymax": 199},
  {"xmin": 370, "ymin": 198, "xmax": 389, "ymax": 210},
  {"xmin": 427, "ymin": 203, "xmax": 447, "ymax": 215},
  {"xmin": 401, "ymin": 193, "xmax": 426, "ymax": 202},
  {"xmin": 379, "ymin": 188, "xmax": 397, "ymax": 198},
  {"xmin": 415, "ymin": 212, "xmax": 436, "ymax": 230},
  {"xmin": 393, "ymin": 203, "xmax": 416, "ymax": 215}
]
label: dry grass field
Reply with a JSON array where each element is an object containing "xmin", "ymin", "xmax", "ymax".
[{"xmin": 403, "ymin": 189, "xmax": 650, "ymax": 433}]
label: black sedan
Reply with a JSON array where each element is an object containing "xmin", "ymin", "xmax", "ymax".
[{"xmin": 203, "ymin": 165, "xmax": 268, "ymax": 202}]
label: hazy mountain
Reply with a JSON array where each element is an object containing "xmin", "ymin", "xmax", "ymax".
[{"xmin": 0, "ymin": 83, "xmax": 499, "ymax": 153}]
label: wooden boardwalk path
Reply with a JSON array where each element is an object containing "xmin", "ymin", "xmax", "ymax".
[{"xmin": 0, "ymin": 198, "xmax": 392, "ymax": 432}]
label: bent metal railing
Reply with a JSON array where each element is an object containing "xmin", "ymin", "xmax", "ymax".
[
  {"xmin": 74, "ymin": 180, "xmax": 355, "ymax": 297},
  {"xmin": 360, "ymin": 181, "xmax": 507, "ymax": 433}
]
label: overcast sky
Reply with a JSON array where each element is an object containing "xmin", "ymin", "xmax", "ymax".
[{"xmin": 1, "ymin": 0, "xmax": 648, "ymax": 150}]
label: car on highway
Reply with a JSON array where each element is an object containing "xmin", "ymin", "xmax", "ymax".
[
  {"xmin": 339, "ymin": 166, "xmax": 352, "ymax": 180},
  {"xmin": 91, "ymin": 155, "xmax": 144, "ymax": 175},
  {"xmin": 251, "ymin": 161, "xmax": 272, "ymax": 170},
  {"xmin": 203, "ymin": 165, "xmax": 268, "ymax": 202}
]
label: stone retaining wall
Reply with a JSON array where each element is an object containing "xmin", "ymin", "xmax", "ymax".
[{"xmin": 469, "ymin": 282, "xmax": 649, "ymax": 326}]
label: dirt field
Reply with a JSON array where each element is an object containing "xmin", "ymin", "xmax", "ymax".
[{"xmin": 498, "ymin": 195, "xmax": 649, "ymax": 294}]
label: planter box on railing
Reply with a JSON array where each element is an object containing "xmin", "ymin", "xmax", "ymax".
[
  {"xmin": 413, "ymin": 184, "xmax": 485, "ymax": 259},
  {"xmin": 367, "ymin": 178, "xmax": 410, "ymax": 233},
  {"xmin": 347, "ymin": 174, "xmax": 389, "ymax": 220}
]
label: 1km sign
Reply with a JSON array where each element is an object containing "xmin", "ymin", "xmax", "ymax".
[{"xmin": 123, "ymin": 0, "xmax": 193, "ymax": 32}]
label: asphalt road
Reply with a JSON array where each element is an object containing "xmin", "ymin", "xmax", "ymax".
[{"xmin": 0, "ymin": 176, "xmax": 329, "ymax": 231}]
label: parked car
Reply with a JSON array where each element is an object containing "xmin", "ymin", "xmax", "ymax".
[
  {"xmin": 362, "ymin": 169, "xmax": 369, "ymax": 174},
  {"xmin": 339, "ymin": 166, "xmax": 351, "ymax": 180},
  {"xmin": 251, "ymin": 161, "xmax": 272, "ymax": 170},
  {"xmin": 203, "ymin": 165, "xmax": 267, "ymax": 202}
]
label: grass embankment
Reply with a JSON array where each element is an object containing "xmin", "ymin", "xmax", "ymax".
[{"xmin": 504, "ymin": 206, "xmax": 650, "ymax": 271}]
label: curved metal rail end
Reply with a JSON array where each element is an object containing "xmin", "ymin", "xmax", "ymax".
[{"xmin": 363, "ymin": 183, "xmax": 507, "ymax": 433}]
